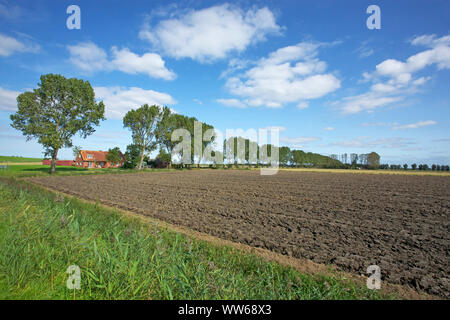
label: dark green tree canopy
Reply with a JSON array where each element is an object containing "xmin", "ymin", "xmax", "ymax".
[
  {"xmin": 367, "ymin": 152, "xmax": 380, "ymax": 169},
  {"xmin": 123, "ymin": 104, "xmax": 161, "ymax": 170},
  {"xmin": 106, "ymin": 147, "xmax": 122, "ymax": 165},
  {"xmin": 10, "ymin": 74, "xmax": 105, "ymax": 173}
]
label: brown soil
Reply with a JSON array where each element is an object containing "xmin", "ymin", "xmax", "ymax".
[{"xmin": 28, "ymin": 170, "xmax": 450, "ymax": 298}]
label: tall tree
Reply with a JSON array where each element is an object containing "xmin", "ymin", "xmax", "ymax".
[
  {"xmin": 123, "ymin": 144, "xmax": 141, "ymax": 169},
  {"xmin": 350, "ymin": 153, "xmax": 358, "ymax": 167},
  {"xmin": 367, "ymin": 152, "xmax": 380, "ymax": 169},
  {"xmin": 72, "ymin": 146, "xmax": 81, "ymax": 159},
  {"xmin": 123, "ymin": 104, "xmax": 161, "ymax": 170},
  {"xmin": 105, "ymin": 147, "xmax": 122, "ymax": 166},
  {"xmin": 10, "ymin": 74, "xmax": 105, "ymax": 174},
  {"xmin": 292, "ymin": 150, "xmax": 305, "ymax": 167},
  {"xmin": 279, "ymin": 146, "xmax": 292, "ymax": 167},
  {"xmin": 155, "ymin": 107, "xmax": 176, "ymax": 168}
]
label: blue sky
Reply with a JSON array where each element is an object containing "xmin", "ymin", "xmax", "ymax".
[{"xmin": 0, "ymin": 0, "xmax": 449, "ymax": 165}]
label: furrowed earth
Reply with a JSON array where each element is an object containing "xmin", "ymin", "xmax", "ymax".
[{"xmin": 28, "ymin": 170, "xmax": 450, "ymax": 298}]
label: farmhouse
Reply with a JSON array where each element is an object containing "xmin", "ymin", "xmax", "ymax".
[{"xmin": 75, "ymin": 150, "xmax": 125, "ymax": 169}]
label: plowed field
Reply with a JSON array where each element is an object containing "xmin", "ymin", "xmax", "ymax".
[{"xmin": 29, "ymin": 170, "xmax": 450, "ymax": 297}]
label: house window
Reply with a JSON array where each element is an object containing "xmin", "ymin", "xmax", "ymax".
[{"xmin": 87, "ymin": 154, "xmax": 93, "ymax": 159}]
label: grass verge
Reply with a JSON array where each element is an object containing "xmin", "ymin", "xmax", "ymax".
[{"xmin": 0, "ymin": 178, "xmax": 390, "ymax": 300}]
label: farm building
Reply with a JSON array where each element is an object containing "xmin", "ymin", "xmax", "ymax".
[
  {"xmin": 42, "ymin": 160, "xmax": 74, "ymax": 166},
  {"xmin": 75, "ymin": 150, "xmax": 125, "ymax": 169}
]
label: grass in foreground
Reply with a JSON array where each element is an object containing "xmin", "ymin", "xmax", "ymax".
[{"xmin": 0, "ymin": 178, "xmax": 390, "ymax": 300}]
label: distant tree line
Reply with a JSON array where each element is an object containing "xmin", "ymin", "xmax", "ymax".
[
  {"xmin": 329, "ymin": 152, "xmax": 380, "ymax": 169},
  {"xmin": 378, "ymin": 163, "xmax": 449, "ymax": 171},
  {"xmin": 328, "ymin": 152, "xmax": 449, "ymax": 171},
  {"xmin": 220, "ymin": 136, "xmax": 343, "ymax": 168}
]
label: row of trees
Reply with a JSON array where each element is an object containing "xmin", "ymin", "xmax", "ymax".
[
  {"xmin": 6, "ymin": 73, "xmax": 373, "ymax": 172},
  {"xmin": 122, "ymin": 104, "xmax": 214, "ymax": 169},
  {"xmin": 216, "ymin": 137, "xmax": 343, "ymax": 168},
  {"xmin": 330, "ymin": 152, "xmax": 380, "ymax": 169},
  {"xmin": 329, "ymin": 153, "xmax": 449, "ymax": 170},
  {"xmin": 13, "ymin": 74, "xmax": 447, "ymax": 173},
  {"xmin": 378, "ymin": 164, "xmax": 450, "ymax": 171},
  {"xmin": 113, "ymin": 105, "xmax": 348, "ymax": 169}
]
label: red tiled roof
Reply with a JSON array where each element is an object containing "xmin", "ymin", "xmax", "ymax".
[
  {"xmin": 78, "ymin": 150, "xmax": 125, "ymax": 163},
  {"xmin": 79, "ymin": 150, "xmax": 108, "ymax": 162}
]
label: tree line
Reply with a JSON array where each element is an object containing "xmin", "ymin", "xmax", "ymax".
[
  {"xmin": 10, "ymin": 74, "xmax": 448, "ymax": 173},
  {"xmin": 329, "ymin": 153, "xmax": 449, "ymax": 171}
]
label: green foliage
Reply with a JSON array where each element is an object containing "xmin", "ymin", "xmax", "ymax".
[
  {"xmin": 291, "ymin": 150, "xmax": 342, "ymax": 168},
  {"xmin": 105, "ymin": 147, "xmax": 122, "ymax": 165},
  {"xmin": 259, "ymin": 144, "xmax": 279, "ymax": 165},
  {"xmin": 156, "ymin": 149, "xmax": 171, "ymax": 164},
  {"xmin": 166, "ymin": 115, "xmax": 214, "ymax": 166},
  {"xmin": 279, "ymin": 146, "xmax": 292, "ymax": 167},
  {"xmin": 10, "ymin": 74, "xmax": 105, "ymax": 174},
  {"xmin": 155, "ymin": 107, "xmax": 176, "ymax": 158},
  {"xmin": 123, "ymin": 104, "xmax": 161, "ymax": 170},
  {"xmin": 222, "ymin": 137, "xmax": 342, "ymax": 168},
  {"xmin": 0, "ymin": 179, "xmax": 390, "ymax": 300},
  {"xmin": 123, "ymin": 144, "xmax": 142, "ymax": 169},
  {"xmin": 72, "ymin": 146, "xmax": 81, "ymax": 159},
  {"xmin": 367, "ymin": 152, "xmax": 380, "ymax": 169},
  {"xmin": 224, "ymin": 137, "xmax": 248, "ymax": 165}
]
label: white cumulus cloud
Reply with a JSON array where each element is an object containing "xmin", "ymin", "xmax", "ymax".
[
  {"xmin": 222, "ymin": 42, "xmax": 340, "ymax": 108},
  {"xmin": 139, "ymin": 4, "xmax": 280, "ymax": 62},
  {"xmin": 336, "ymin": 34, "xmax": 450, "ymax": 114},
  {"xmin": 216, "ymin": 98, "xmax": 247, "ymax": 108},
  {"xmin": 0, "ymin": 86, "xmax": 20, "ymax": 111},
  {"xmin": 94, "ymin": 86, "xmax": 177, "ymax": 120},
  {"xmin": 0, "ymin": 33, "xmax": 39, "ymax": 57},
  {"xmin": 67, "ymin": 42, "xmax": 108, "ymax": 72},
  {"xmin": 67, "ymin": 42, "xmax": 175, "ymax": 80}
]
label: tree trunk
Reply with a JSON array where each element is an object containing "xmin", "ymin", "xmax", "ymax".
[
  {"xmin": 138, "ymin": 150, "xmax": 145, "ymax": 170},
  {"xmin": 50, "ymin": 149, "xmax": 58, "ymax": 174},
  {"xmin": 168, "ymin": 160, "xmax": 172, "ymax": 169}
]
